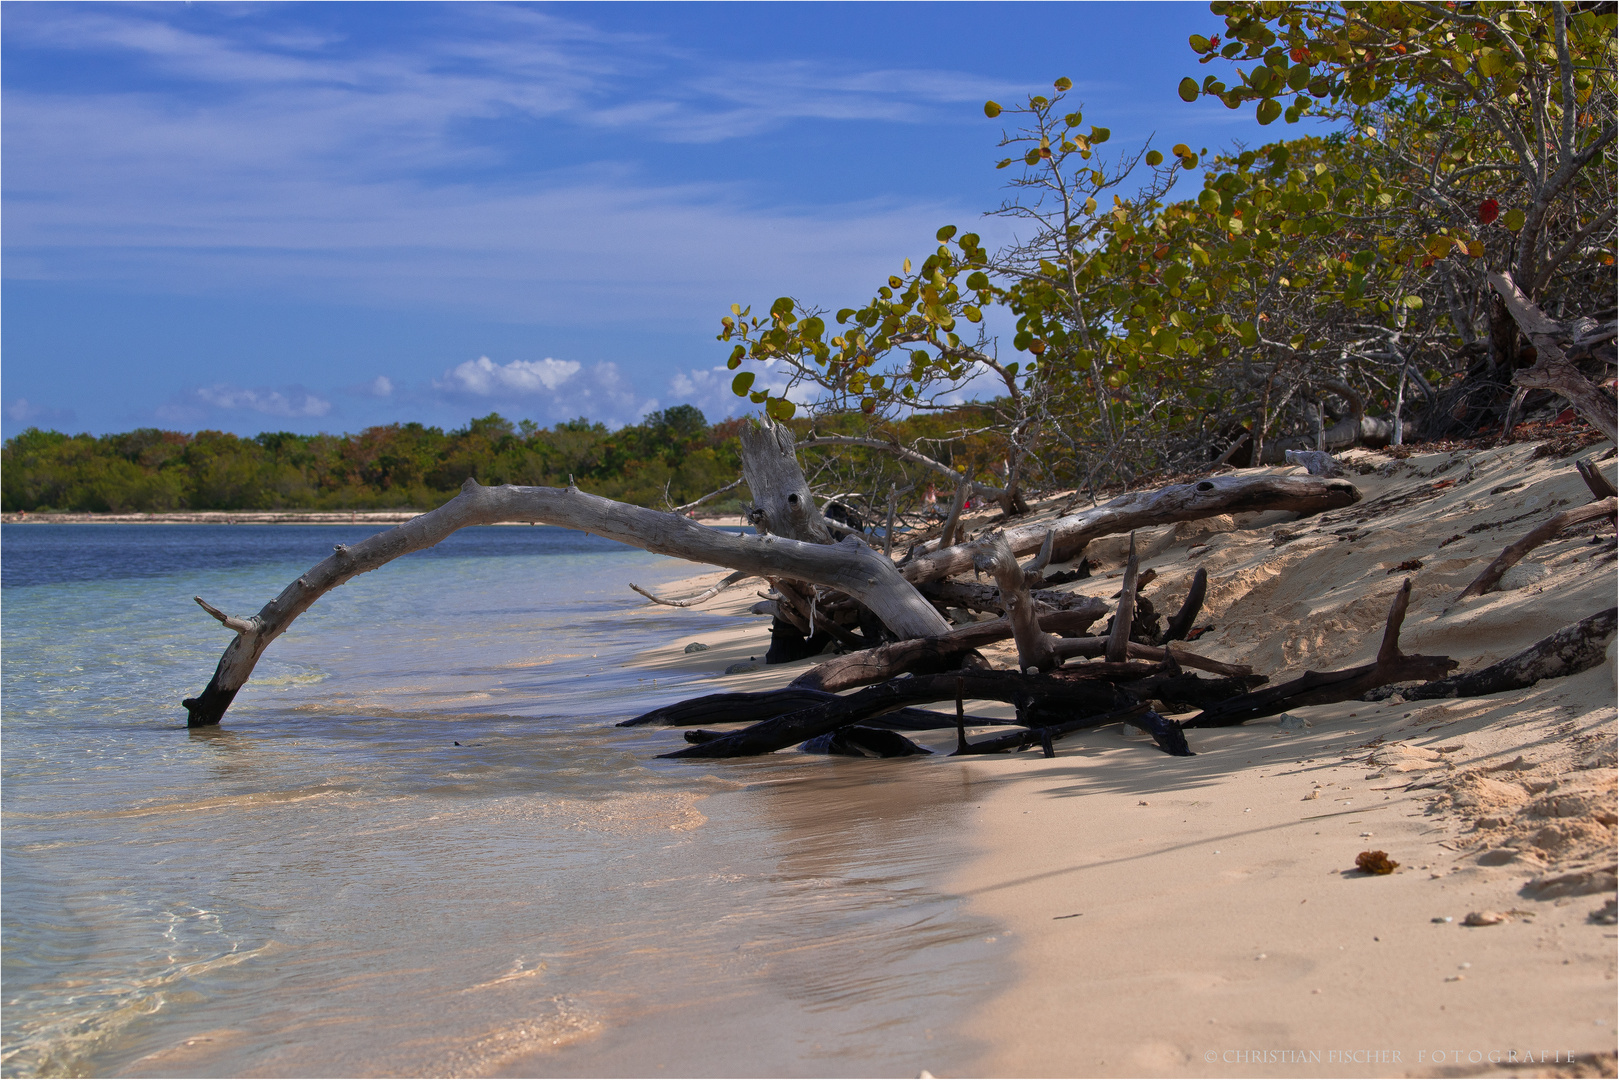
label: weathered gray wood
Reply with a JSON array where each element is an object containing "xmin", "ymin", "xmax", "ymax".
[
  {"xmin": 918, "ymin": 579, "xmax": 1108, "ymax": 619},
  {"xmin": 1577, "ymin": 457, "xmax": 1618, "ymax": 500},
  {"xmin": 184, "ymin": 478, "xmax": 949, "ymax": 727},
  {"xmin": 739, "ymin": 420, "xmax": 834, "ymax": 542},
  {"xmin": 974, "ymin": 533, "xmax": 1057, "ymax": 673},
  {"xmin": 1401, "ymin": 608, "xmax": 1616, "ymax": 701},
  {"xmin": 1487, "ymin": 271, "xmax": 1618, "ymax": 443},
  {"xmin": 1456, "ymin": 497, "xmax": 1616, "ymax": 601},
  {"xmin": 902, "ymin": 474, "xmax": 1361, "ymax": 583}
]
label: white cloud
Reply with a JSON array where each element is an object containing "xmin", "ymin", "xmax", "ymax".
[
  {"xmin": 163, "ymin": 384, "xmax": 332, "ymax": 421},
  {"xmin": 367, "ymin": 375, "xmax": 393, "ymax": 397},
  {"xmin": 436, "ymin": 356, "xmax": 581, "ymax": 396},
  {"xmin": 4, "ymin": 398, "xmax": 77, "ymax": 427},
  {"xmin": 432, "ymin": 356, "xmax": 656, "ymax": 428}
]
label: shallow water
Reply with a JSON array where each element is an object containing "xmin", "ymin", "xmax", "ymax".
[{"xmin": 2, "ymin": 525, "xmax": 1001, "ymax": 1077}]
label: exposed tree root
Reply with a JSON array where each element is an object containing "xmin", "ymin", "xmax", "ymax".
[
  {"xmin": 1455, "ymin": 497, "xmax": 1616, "ymax": 601},
  {"xmin": 1392, "ymin": 608, "xmax": 1617, "ymax": 701}
]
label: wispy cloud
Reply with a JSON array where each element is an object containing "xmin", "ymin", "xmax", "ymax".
[
  {"xmin": 4, "ymin": 398, "xmax": 77, "ymax": 427},
  {"xmin": 157, "ymin": 384, "xmax": 332, "ymax": 424}
]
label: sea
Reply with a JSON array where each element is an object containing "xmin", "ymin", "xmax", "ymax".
[{"xmin": 0, "ymin": 523, "xmax": 1006, "ymax": 1078}]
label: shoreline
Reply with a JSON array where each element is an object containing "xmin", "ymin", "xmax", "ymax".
[
  {"xmin": 0, "ymin": 509, "xmax": 747, "ymax": 527},
  {"xmin": 622, "ymin": 446, "xmax": 1617, "ymax": 1077}
]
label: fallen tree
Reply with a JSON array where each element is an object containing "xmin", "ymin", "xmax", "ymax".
[{"xmin": 183, "ymin": 422, "xmax": 1356, "ymax": 730}]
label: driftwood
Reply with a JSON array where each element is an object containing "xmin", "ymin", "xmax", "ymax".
[
  {"xmin": 918, "ymin": 579, "xmax": 1108, "ymax": 619},
  {"xmin": 1052, "ymin": 637, "xmax": 1251, "ymax": 677},
  {"xmin": 621, "ymin": 688, "xmax": 1011, "ymax": 730},
  {"xmin": 1182, "ymin": 580, "xmax": 1456, "ymax": 727},
  {"xmin": 1104, "ymin": 536, "xmax": 1140, "ymax": 663},
  {"xmin": 788, "ymin": 608, "xmax": 1101, "ymax": 693},
  {"xmin": 902, "ymin": 473, "xmax": 1361, "ymax": 582},
  {"xmin": 949, "ymin": 703, "xmax": 1190, "ymax": 758},
  {"xmin": 660, "ymin": 669, "xmax": 1151, "ymax": 759},
  {"xmin": 1160, "ymin": 567, "xmax": 1208, "ymax": 644},
  {"xmin": 1395, "ymin": 608, "xmax": 1617, "ymax": 701},
  {"xmin": 1455, "ymin": 497, "xmax": 1617, "ymax": 601},
  {"xmin": 1487, "ymin": 271, "xmax": 1618, "ymax": 443},
  {"xmin": 1577, "ymin": 457, "xmax": 1618, "ymax": 500},
  {"xmin": 974, "ymin": 533, "xmax": 1057, "ymax": 673},
  {"xmin": 630, "ymin": 570, "xmax": 753, "ymax": 607},
  {"xmin": 184, "ymin": 477, "xmax": 949, "ymax": 727}
]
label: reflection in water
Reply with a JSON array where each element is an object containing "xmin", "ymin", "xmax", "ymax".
[{"xmin": 2, "ymin": 526, "xmax": 1003, "ymax": 1077}]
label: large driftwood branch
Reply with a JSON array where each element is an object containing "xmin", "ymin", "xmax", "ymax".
[
  {"xmin": 1182, "ymin": 580, "xmax": 1456, "ymax": 727},
  {"xmin": 1455, "ymin": 497, "xmax": 1616, "ymax": 601},
  {"xmin": 659, "ymin": 669, "xmax": 1145, "ymax": 759},
  {"xmin": 789, "ymin": 608, "xmax": 1100, "ymax": 693},
  {"xmin": 183, "ymin": 478, "xmax": 949, "ymax": 727},
  {"xmin": 902, "ymin": 474, "xmax": 1361, "ymax": 583},
  {"xmin": 740, "ymin": 421, "xmax": 834, "ymax": 542},
  {"xmin": 974, "ymin": 533, "xmax": 1057, "ymax": 673},
  {"xmin": 1160, "ymin": 567, "xmax": 1208, "ymax": 644},
  {"xmin": 1399, "ymin": 608, "xmax": 1617, "ymax": 701},
  {"xmin": 1052, "ymin": 637, "xmax": 1252, "ymax": 678},
  {"xmin": 619, "ymin": 688, "xmax": 1013, "ymax": 730},
  {"xmin": 1487, "ymin": 271, "xmax": 1618, "ymax": 443}
]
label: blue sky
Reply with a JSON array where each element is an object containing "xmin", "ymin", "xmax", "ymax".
[{"xmin": 2, "ymin": 1, "xmax": 1277, "ymax": 439}]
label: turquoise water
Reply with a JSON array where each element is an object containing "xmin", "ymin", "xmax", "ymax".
[{"xmin": 1, "ymin": 525, "xmax": 1001, "ymax": 1077}]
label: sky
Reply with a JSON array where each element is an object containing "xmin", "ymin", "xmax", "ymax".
[{"xmin": 2, "ymin": 1, "xmax": 1281, "ymax": 440}]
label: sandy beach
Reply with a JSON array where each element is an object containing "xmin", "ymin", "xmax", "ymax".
[{"xmin": 625, "ymin": 440, "xmax": 1617, "ymax": 1078}]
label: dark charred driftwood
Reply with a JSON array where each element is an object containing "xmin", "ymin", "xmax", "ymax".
[
  {"xmin": 620, "ymin": 689, "xmax": 1011, "ymax": 730},
  {"xmin": 1181, "ymin": 580, "xmax": 1456, "ymax": 728},
  {"xmin": 1121, "ymin": 671, "xmax": 1269, "ymax": 712},
  {"xmin": 953, "ymin": 704, "xmax": 1191, "ymax": 758},
  {"xmin": 902, "ymin": 474, "xmax": 1361, "ymax": 583},
  {"xmin": 1051, "ymin": 637, "xmax": 1252, "ymax": 677},
  {"xmin": 1455, "ymin": 497, "xmax": 1617, "ymax": 601},
  {"xmin": 660, "ymin": 669, "xmax": 1142, "ymax": 759},
  {"xmin": 800, "ymin": 727, "xmax": 933, "ymax": 758},
  {"xmin": 917, "ymin": 579, "xmax": 1110, "ymax": 621},
  {"xmin": 788, "ymin": 608, "xmax": 1100, "ymax": 694},
  {"xmin": 1393, "ymin": 608, "xmax": 1617, "ymax": 701},
  {"xmin": 1160, "ymin": 567, "xmax": 1209, "ymax": 644}
]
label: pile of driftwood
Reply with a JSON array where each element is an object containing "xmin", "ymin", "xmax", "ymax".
[{"xmin": 181, "ymin": 414, "xmax": 1616, "ymax": 764}]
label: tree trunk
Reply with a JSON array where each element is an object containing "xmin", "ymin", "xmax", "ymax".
[
  {"xmin": 184, "ymin": 478, "xmax": 948, "ymax": 727},
  {"xmin": 1487, "ymin": 271, "xmax": 1618, "ymax": 443},
  {"xmin": 739, "ymin": 420, "xmax": 835, "ymax": 542}
]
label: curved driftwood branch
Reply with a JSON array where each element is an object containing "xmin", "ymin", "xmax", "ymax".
[
  {"xmin": 1160, "ymin": 567, "xmax": 1209, "ymax": 644},
  {"xmin": 1456, "ymin": 497, "xmax": 1617, "ymax": 601},
  {"xmin": 629, "ymin": 569, "xmax": 753, "ymax": 607},
  {"xmin": 1183, "ymin": 580, "xmax": 1456, "ymax": 727},
  {"xmin": 1400, "ymin": 608, "xmax": 1617, "ymax": 701},
  {"xmin": 182, "ymin": 478, "xmax": 950, "ymax": 727},
  {"xmin": 902, "ymin": 474, "xmax": 1361, "ymax": 583},
  {"xmin": 1051, "ymin": 637, "xmax": 1251, "ymax": 677}
]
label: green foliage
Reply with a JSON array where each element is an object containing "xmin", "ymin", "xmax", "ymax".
[{"xmin": 1, "ymin": 408, "xmax": 747, "ymax": 514}]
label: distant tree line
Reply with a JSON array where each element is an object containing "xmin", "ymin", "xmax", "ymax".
[
  {"xmin": 1, "ymin": 406, "xmax": 747, "ymax": 513},
  {"xmin": 1, "ymin": 403, "xmax": 1023, "ymax": 516}
]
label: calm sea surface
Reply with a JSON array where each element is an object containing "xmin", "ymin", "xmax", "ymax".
[{"xmin": 1, "ymin": 524, "xmax": 1002, "ymax": 1078}]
